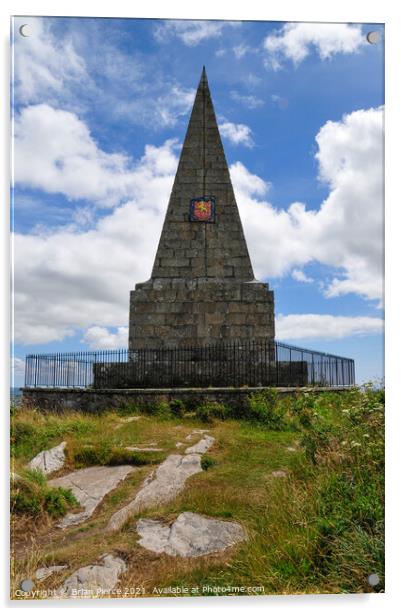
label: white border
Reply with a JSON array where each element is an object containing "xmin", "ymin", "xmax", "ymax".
[{"xmin": 1, "ymin": 1, "xmax": 399, "ymax": 614}]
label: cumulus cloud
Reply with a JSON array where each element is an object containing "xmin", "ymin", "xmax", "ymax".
[
  {"xmin": 219, "ymin": 121, "xmax": 254, "ymax": 148},
  {"xmin": 154, "ymin": 20, "xmax": 239, "ymax": 46},
  {"xmin": 264, "ymin": 22, "xmax": 366, "ymax": 70},
  {"xmin": 276, "ymin": 314, "xmax": 383, "ymax": 341},
  {"xmin": 82, "ymin": 326, "xmax": 128, "ymax": 349},
  {"xmin": 14, "ymin": 104, "xmax": 179, "ymax": 207},
  {"xmin": 234, "ymin": 106, "xmax": 384, "ymax": 303},
  {"xmin": 13, "ymin": 136, "xmax": 178, "ymax": 344},
  {"xmin": 292, "ymin": 269, "xmax": 313, "ymax": 283}
]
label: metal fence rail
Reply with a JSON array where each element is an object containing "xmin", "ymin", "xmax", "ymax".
[{"xmin": 24, "ymin": 341, "xmax": 355, "ymax": 389}]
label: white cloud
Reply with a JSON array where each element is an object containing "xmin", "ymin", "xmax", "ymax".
[
  {"xmin": 292, "ymin": 269, "xmax": 313, "ymax": 283},
  {"xmin": 12, "ymin": 17, "xmax": 196, "ymax": 131},
  {"xmin": 230, "ymin": 91, "xmax": 264, "ymax": 109},
  {"xmin": 12, "ymin": 17, "xmax": 87, "ymax": 104},
  {"xmin": 154, "ymin": 20, "xmax": 239, "ymax": 46},
  {"xmin": 219, "ymin": 121, "xmax": 254, "ymax": 148},
  {"xmin": 11, "ymin": 357, "xmax": 26, "ymax": 380},
  {"xmin": 13, "ymin": 136, "xmax": 178, "ymax": 344},
  {"xmin": 263, "ymin": 22, "xmax": 366, "ymax": 69},
  {"xmin": 233, "ymin": 44, "xmax": 250, "ymax": 59},
  {"xmin": 276, "ymin": 314, "xmax": 383, "ymax": 341},
  {"xmin": 233, "ymin": 106, "xmax": 384, "ymax": 303},
  {"xmin": 14, "ymin": 104, "xmax": 179, "ymax": 207},
  {"xmin": 82, "ymin": 326, "xmax": 128, "ymax": 349}
]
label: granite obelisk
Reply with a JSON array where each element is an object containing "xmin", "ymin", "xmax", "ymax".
[{"xmin": 129, "ymin": 68, "xmax": 274, "ymax": 349}]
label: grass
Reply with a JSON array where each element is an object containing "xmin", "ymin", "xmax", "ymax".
[
  {"xmin": 10, "ymin": 386, "xmax": 384, "ymax": 597},
  {"xmin": 11, "ymin": 469, "xmax": 78, "ymax": 518}
]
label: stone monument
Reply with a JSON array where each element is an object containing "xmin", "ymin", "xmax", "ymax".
[{"xmin": 129, "ymin": 68, "xmax": 275, "ymax": 350}]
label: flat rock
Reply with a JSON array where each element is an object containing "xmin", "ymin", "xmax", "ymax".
[
  {"xmin": 35, "ymin": 565, "xmax": 68, "ymax": 581},
  {"xmin": 49, "ymin": 465, "xmax": 136, "ymax": 528},
  {"xmin": 56, "ymin": 554, "xmax": 126, "ymax": 597},
  {"xmin": 125, "ymin": 446, "xmax": 163, "ymax": 452},
  {"xmin": 271, "ymin": 470, "xmax": 288, "ymax": 478},
  {"xmin": 184, "ymin": 429, "xmax": 210, "ymax": 442},
  {"xmin": 107, "ymin": 454, "xmax": 202, "ymax": 532},
  {"xmin": 185, "ymin": 435, "xmax": 215, "ymax": 454},
  {"xmin": 137, "ymin": 512, "xmax": 246, "ymax": 557},
  {"xmin": 117, "ymin": 416, "xmax": 142, "ymax": 423},
  {"xmin": 28, "ymin": 442, "xmax": 66, "ymax": 475}
]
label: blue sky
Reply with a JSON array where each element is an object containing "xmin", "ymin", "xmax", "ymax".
[{"xmin": 11, "ymin": 17, "xmax": 384, "ymax": 385}]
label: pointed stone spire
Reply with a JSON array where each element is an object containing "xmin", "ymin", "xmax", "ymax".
[
  {"xmin": 129, "ymin": 68, "xmax": 274, "ymax": 349},
  {"xmin": 151, "ymin": 66, "xmax": 254, "ymax": 280}
]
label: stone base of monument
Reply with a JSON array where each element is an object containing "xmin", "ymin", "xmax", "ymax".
[
  {"xmin": 22, "ymin": 383, "xmax": 352, "ymax": 414},
  {"xmin": 92, "ymin": 359, "xmax": 308, "ymax": 389}
]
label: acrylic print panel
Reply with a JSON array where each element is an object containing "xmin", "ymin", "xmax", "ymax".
[{"xmin": 11, "ymin": 16, "xmax": 384, "ymax": 600}]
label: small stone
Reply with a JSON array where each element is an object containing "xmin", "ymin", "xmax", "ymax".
[
  {"xmin": 49, "ymin": 465, "xmax": 136, "ymax": 528},
  {"xmin": 56, "ymin": 554, "xmax": 126, "ymax": 597},
  {"xmin": 11, "ymin": 472, "xmax": 22, "ymax": 482},
  {"xmin": 35, "ymin": 565, "xmax": 68, "ymax": 581},
  {"xmin": 286, "ymin": 447, "xmax": 297, "ymax": 452},
  {"xmin": 271, "ymin": 470, "xmax": 288, "ymax": 478},
  {"xmin": 28, "ymin": 442, "xmax": 66, "ymax": 475},
  {"xmin": 175, "ymin": 442, "xmax": 184, "ymax": 448},
  {"xmin": 137, "ymin": 512, "xmax": 246, "ymax": 557},
  {"xmin": 185, "ymin": 436, "xmax": 215, "ymax": 454}
]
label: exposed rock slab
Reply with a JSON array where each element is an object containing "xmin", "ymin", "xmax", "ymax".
[
  {"xmin": 185, "ymin": 429, "xmax": 210, "ymax": 441},
  {"xmin": 28, "ymin": 442, "xmax": 66, "ymax": 475},
  {"xmin": 117, "ymin": 416, "xmax": 142, "ymax": 423},
  {"xmin": 137, "ymin": 512, "xmax": 246, "ymax": 557},
  {"xmin": 107, "ymin": 454, "xmax": 202, "ymax": 532},
  {"xmin": 185, "ymin": 436, "xmax": 215, "ymax": 454},
  {"xmin": 49, "ymin": 465, "xmax": 136, "ymax": 528},
  {"xmin": 35, "ymin": 565, "xmax": 68, "ymax": 581},
  {"xmin": 125, "ymin": 446, "xmax": 163, "ymax": 452},
  {"xmin": 56, "ymin": 554, "xmax": 126, "ymax": 597}
]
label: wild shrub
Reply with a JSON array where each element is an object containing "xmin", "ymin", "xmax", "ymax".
[
  {"xmin": 201, "ymin": 454, "xmax": 217, "ymax": 471},
  {"xmin": 117, "ymin": 402, "xmax": 141, "ymax": 417},
  {"xmin": 299, "ymin": 387, "xmax": 385, "ymax": 588},
  {"xmin": 169, "ymin": 399, "xmax": 185, "ymax": 418},
  {"xmin": 10, "ymin": 469, "xmax": 78, "ymax": 518},
  {"xmin": 10, "ymin": 410, "xmax": 93, "ymax": 460},
  {"xmin": 246, "ymin": 389, "xmax": 286, "ymax": 429},
  {"xmin": 195, "ymin": 401, "xmax": 228, "ymax": 423}
]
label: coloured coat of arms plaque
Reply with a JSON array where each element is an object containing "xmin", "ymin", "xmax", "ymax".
[{"xmin": 189, "ymin": 196, "xmax": 216, "ymax": 222}]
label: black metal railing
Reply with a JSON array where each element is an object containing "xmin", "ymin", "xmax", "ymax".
[{"xmin": 24, "ymin": 340, "xmax": 355, "ymax": 389}]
